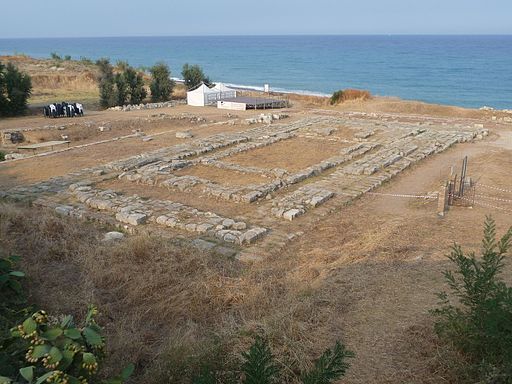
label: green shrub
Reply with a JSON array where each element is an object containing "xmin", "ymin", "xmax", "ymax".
[
  {"xmin": 0, "ymin": 62, "xmax": 32, "ymax": 117},
  {"xmin": 0, "ymin": 255, "xmax": 30, "ymax": 380},
  {"xmin": 0, "ymin": 255, "xmax": 25, "ymax": 301},
  {"xmin": 330, "ymin": 90, "xmax": 344, "ymax": 105},
  {"xmin": 50, "ymin": 53, "xmax": 62, "ymax": 61},
  {"xmin": 96, "ymin": 58, "xmax": 117, "ymax": 109},
  {"xmin": 0, "ymin": 151, "xmax": 5, "ymax": 162},
  {"xmin": 241, "ymin": 336, "xmax": 279, "ymax": 384},
  {"xmin": 192, "ymin": 336, "xmax": 353, "ymax": 384},
  {"xmin": 301, "ymin": 342, "xmax": 354, "ymax": 384},
  {"xmin": 330, "ymin": 89, "xmax": 371, "ymax": 105},
  {"xmin": 432, "ymin": 216, "xmax": 512, "ymax": 382},
  {"xmin": 1, "ymin": 306, "xmax": 133, "ymax": 384},
  {"xmin": 182, "ymin": 63, "xmax": 211, "ymax": 90},
  {"xmin": 64, "ymin": 55, "xmax": 71, "ymax": 61},
  {"xmin": 96, "ymin": 59, "xmax": 146, "ymax": 107},
  {"xmin": 123, "ymin": 66, "xmax": 146, "ymax": 105},
  {"xmin": 150, "ymin": 62, "xmax": 174, "ymax": 102}
]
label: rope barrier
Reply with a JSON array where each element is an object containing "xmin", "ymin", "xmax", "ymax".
[
  {"xmin": 459, "ymin": 196, "xmax": 512, "ymax": 213},
  {"xmin": 476, "ymin": 183, "xmax": 512, "ymax": 194},
  {"xmin": 366, "ymin": 191, "xmax": 438, "ymax": 199},
  {"xmin": 474, "ymin": 194, "xmax": 512, "ymax": 204}
]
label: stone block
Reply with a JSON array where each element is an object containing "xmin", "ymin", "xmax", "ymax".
[
  {"xmin": 176, "ymin": 131, "xmax": 193, "ymax": 139},
  {"xmin": 239, "ymin": 227, "xmax": 267, "ymax": 244},
  {"xmin": 283, "ymin": 209, "xmax": 303, "ymax": 221},
  {"xmin": 115, "ymin": 212, "xmax": 147, "ymax": 226},
  {"xmin": 232, "ymin": 222, "xmax": 247, "ymax": 230},
  {"xmin": 103, "ymin": 231, "xmax": 125, "ymax": 241},
  {"xmin": 222, "ymin": 218, "xmax": 235, "ymax": 228}
]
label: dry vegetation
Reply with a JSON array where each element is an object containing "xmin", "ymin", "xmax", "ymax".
[
  {"xmin": 330, "ymin": 89, "xmax": 372, "ymax": 106},
  {"xmin": 0, "ymin": 55, "xmax": 187, "ymax": 111},
  {"xmin": 2, "ymin": 55, "xmax": 512, "ymax": 384},
  {"xmin": 0, "ymin": 55, "xmax": 101, "ymax": 108},
  {"xmin": 0, "ymin": 203, "xmax": 348, "ymax": 383}
]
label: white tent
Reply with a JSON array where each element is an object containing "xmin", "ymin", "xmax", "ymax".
[{"xmin": 186, "ymin": 83, "xmax": 236, "ymax": 106}]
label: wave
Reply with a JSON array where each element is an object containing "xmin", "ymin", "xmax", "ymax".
[
  {"xmin": 171, "ymin": 76, "xmax": 329, "ymax": 97},
  {"xmin": 222, "ymin": 81, "xmax": 330, "ymax": 97}
]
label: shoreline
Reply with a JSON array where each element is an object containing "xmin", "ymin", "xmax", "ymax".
[{"xmin": 2, "ymin": 54, "xmax": 511, "ymax": 114}]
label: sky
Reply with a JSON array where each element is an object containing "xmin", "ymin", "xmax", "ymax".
[{"xmin": 1, "ymin": 0, "xmax": 511, "ymax": 38}]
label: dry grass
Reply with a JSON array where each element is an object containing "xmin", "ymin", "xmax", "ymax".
[
  {"xmin": 1, "ymin": 55, "xmax": 100, "ymax": 108},
  {"xmin": 225, "ymin": 137, "xmax": 343, "ymax": 172},
  {"xmin": 331, "ymin": 89, "xmax": 372, "ymax": 105},
  {"xmin": 0, "ymin": 202, "xmax": 347, "ymax": 383},
  {"xmin": 173, "ymin": 83, "xmax": 187, "ymax": 100}
]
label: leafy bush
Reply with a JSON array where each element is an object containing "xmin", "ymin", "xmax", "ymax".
[
  {"xmin": 0, "ymin": 255, "xmax": 30, "ymax": 380},
  {"xmin": 1, "ymin": 306, "xmax": 133, "ymax": 384},
  {"xmin": 0, "ymin": 62, "xmax": 32, "ymax": 117},
  {"xmin": 0, "ymin": 151, "xmax": 5, "ymax": 162},
  {"xmin": 123, "ymin": 67, "xmax": 146, "ymax": 105},
  {"xmin": 96, "ymin": 59, "xmax": 116, "ymax": 109},
  {"xmin": 301, "ymin": 342, "xmax": 353, "ymax": 384},
  {"xmin": 96, "ymin": 59, "xmax": 146, "ymax": 107},
  {"xmin": 182, "ymin": 63, "xmax": 211, "ymax": 90},
  {"xmin": 150, "ymin": 62, "xmax": 174, "ymax": 102},
  {"xmin": 0, "ymin": 255, "xmax": 25, "ymax": 301},
  {"xmin": 240, "ymin": 336, "xmax": 279, "ymax": 384},
  {"xmin": 432, "ymin": 217, "xmax": 512, "ymax": 383},
  {"xmin": 50, "ymin": 53, "xmax": 62, "ymax": 61},
  {"xmin": 192, "ymin": 336, "xmax": 353, "ymax": 384},
  {"xmin": 330, "ymin": 89, "xmax": 371, "ymax": 105},
  {"xmin": 64, "ymin": 55, "xmax": 71, "ymax": 61}
]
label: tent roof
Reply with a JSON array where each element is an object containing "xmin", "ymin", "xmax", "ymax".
[
  {"xmin": 211, "ymin": 82, "xmax": 235, "ymax": 92},
  {"xmin": 187, "ymin": 82, "xmax": 235, "ymax": 95}
]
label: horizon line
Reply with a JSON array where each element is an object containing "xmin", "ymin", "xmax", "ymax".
[{"xmin": 1, "ymin": 33, "xmax": 512, "ymax": 39}]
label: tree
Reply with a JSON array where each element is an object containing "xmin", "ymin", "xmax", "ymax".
[
  {"xmin": 432, "ymin": 217, "xmax": 512, "ymax": 382},
  {"xmin": 150, "ymin": 62, "xmax": 174, "ymax": 102},
  {"xmin": 114, "ymin": 72, "xmax": 129, "ymax": 106},
  {"xmin": 182, "ymin": 63, "xmax": 211, "ymax": 90},
  {"xmin": 96, "ymin": 59, "xmax": 147, "ymax": 107},
  {"xmin": 123, "ymin": 66, "xmax": 147, "ymax": 105},
  {"xmin": 0, "ymin": 62, "xmax": 32, "ymax": 117},
  {"xmin": 96, "ymin": 58, "xmax": 117, "ymax": 109}
]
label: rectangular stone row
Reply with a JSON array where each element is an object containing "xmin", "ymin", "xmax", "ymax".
[
  {"xmin": 275, "ymin": 125, "xmax": 488, "ymax": 219},
  {"xmin": 68, "ymin": 184, "xmax": 268, "ymax": 246},
  {"xmin": 201, "ymin": 160, "xmax": 285, "ymax": 178},
  {"xmin": 115, "ymin": 116, "xmax": 328, "ymax": 178},
  {"xmin": 271, "ymin": 187, "xmax": 335, "ymax": 221},
  {"xmin": 121, "ymin": 140, "xmax": 376, "ymax": 206}
]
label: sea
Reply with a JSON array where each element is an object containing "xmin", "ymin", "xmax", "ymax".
[{"xmin": 1, "ymin": 35, "xmax": 511, "ymax": 109}]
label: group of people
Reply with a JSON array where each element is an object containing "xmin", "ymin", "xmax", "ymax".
[{"xmin": 43, "ymin": 102, "xmax": 84, "ymax": 118}]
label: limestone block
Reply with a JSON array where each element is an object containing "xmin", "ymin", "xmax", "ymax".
[
  {"xmin": 176, "ymin": 131, "xmax": 194, "ymax": 138},
  {"xmin": 103, "ymin": 231, "xmax": 125, "ymax": 241},
  {"xmin": 222, "ymin": 218, "xmax": 235, "ymax": 228},
  {"xmin": 115, "ymin": 212, "xmax": 147, "ymax": 226},
  {"xmin": 283, "ymin": 209, "xmax": 303, "ymax": 221},
  {"xmin": 55, "ymin": 205, "xmax": 74, "ymax": 216},
  {"xmin": 232, "ymin": 222, "xmax": 247, "ymax": 230}
]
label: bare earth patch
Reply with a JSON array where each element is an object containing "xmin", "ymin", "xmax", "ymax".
[
  {"xmin": 225, "ymin": 136, "xmax": 344, "ymax": 172},
  {"xmin": 174, "ymin": 164, "xmax": 269, "ymax": 186}
]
